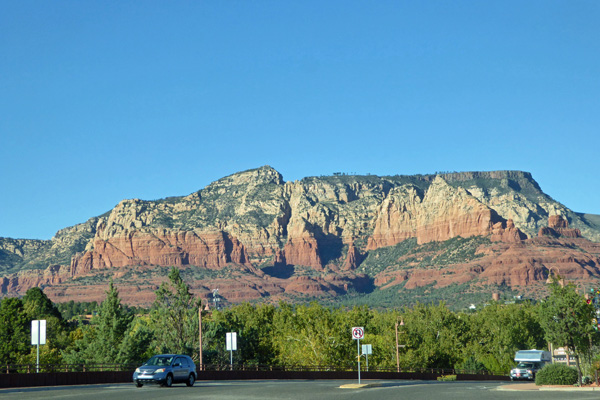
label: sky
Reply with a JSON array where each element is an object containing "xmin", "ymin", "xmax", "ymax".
[{"xmin": 1, "ymin": 1, "xmax": 599, "ymax": 240}]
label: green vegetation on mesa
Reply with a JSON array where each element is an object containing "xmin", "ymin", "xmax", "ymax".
[
  {"xmin": 331, "ymin": 282, "xmax": 517, "ymax": 311},
  {"xmin": 358, "ymin": 236, "xmax": 490, "ymax": 276},
  {"xmin": 332, "ymin": 236, "xmax": 496, "ymax": 309},
  {"xmin": 2, "ymin": 271, "xmax": 600, "ymax": 381}
]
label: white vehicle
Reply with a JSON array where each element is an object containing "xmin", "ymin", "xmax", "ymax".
[{"xmin": 509, "ymin": 349, "xmax": 551, "ymax": 381}]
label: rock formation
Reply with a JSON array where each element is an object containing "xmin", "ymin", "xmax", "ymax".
[
  {"xmin": 538, "ymin": 215, "xmax": 582, "ymax": 239},
  {"xmin": 1, "ymin": 166, "xmax": 599, "ymax": 306}
]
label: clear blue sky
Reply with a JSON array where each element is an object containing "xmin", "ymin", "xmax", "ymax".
[{"xmin": 1, "ymin": 1, "xmax": 599, "ymax": 240}]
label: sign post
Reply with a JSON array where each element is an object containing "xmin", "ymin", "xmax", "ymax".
[
  {"xmin": 31, "ymin": 320, "xmax": 46, "ymax": 373},
  {"xmin": 352, "ymin": 327, "xmax": 364, "ymax": 384},
  {"xmin": 226, "ymin": 332, "xmax": 237, "ymax": 370},
  {"xmin": 362, "ymin": 344, "xmax": 372, "ymax": 372}
]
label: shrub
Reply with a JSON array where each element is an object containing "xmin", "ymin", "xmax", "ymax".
[
  {"xmin": 455, "ymin": 356, "xmax": 487, "ymax": 373},
  {"xmin": 535, "ymin": 363, "xmax": 578, "ymax": 386},
  {"xmin": 437, "ymin": 375, "xmax": 457, "ymax": 381}
]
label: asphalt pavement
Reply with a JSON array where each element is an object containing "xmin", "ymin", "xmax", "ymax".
[{"xmin": 2, "ymin": 380, "xmax": 600, "ymax": 400}]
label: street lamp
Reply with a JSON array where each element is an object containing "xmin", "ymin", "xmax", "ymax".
[{"xmin": 395, "ymin": 318, "xmax": 405, "ymax": 373}]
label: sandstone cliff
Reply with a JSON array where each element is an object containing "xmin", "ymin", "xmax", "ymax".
[{"xmin": 1, "ymin": 166, "xmax": 599, "ymax": 306}]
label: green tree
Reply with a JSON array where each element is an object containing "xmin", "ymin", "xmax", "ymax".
[
  {"xmin": 398, "ymin": 303, "xmax": 468, "ymax": 370},
  {"xmin": 62, "ymin": 281, "xmax": 140, "ymax": 365},
  {"xmin": 150, "ymin": 267, "xmax": 201, "ymax": 358},
  {"xmin": 0, "ymin": 297, "xmax": 29, "ymax": 365},
  {"xmin": 18, "ymin": 287, "xmax": 70, "ymax": 365},
  {"xmin": 271, "ymin": 302, "xmax": 345, "ymax": 367},
  {"xmin": 116, "ymin": 315, "xmax": 154, "ymax": 364},
  {"xmin": 464, "ymin": 302, "xmax": 545, "ymax": 374},
  {"xmin": 205, "ymin": 302, "xmax": 277, "ymax": 365},
  {"xmin": 538, "ymin": 279, "xmax": 596, "ymax": 385},
  {"xmin": 362, "ymin": 308, "xmax": 400, "ymax": 369},
  {"xmin": 269, "ymin": 302, "xmax": 375, "ymax": 368}
]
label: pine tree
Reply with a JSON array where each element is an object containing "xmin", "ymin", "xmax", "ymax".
[
  {"xmin": 151, "ymin": 267, "xmax": 201, "ymax": 358},
  {"xmin": 62, "ymin": 281, "xmax": 140, "ymax": 365}
]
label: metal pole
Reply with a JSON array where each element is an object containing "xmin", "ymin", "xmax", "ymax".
[
  {"xmin": 198, "ymin": 307, "xmax": 203, "ymax": 370},
  {"xmin": 395, "ymin": 321, "xmax": 399, "ymax": 373},
  {"xmin": 357, "ymin": 338, "xmax": 361, "ymax": 385},
  {"xmin": 36, "ymin": 321, "xmax": 40, "ymax": 373},
  {"xmin": 366, "ymin": 353, "xmax": 369, "ymax": 372}
]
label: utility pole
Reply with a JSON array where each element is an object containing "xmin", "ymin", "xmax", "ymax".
[
  {"xmin": 198, "ymin": 306, "xmax": 203, "ymax": 370},
  {"xmin": 395, "ymin": 320, "xmax": 399, "ymax": 373}
]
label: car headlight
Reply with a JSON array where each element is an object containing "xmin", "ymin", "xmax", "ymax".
[
  {"xmin": 135, "ymin": 368, "xmax": 141, "ymax": 373},
  {"xmin": 527, "ymin": 370, "xmax": 533, "ymax": 374},
  {"xmin": 155, "ymin": 368, "xmax": 166, "ymax": 373}
]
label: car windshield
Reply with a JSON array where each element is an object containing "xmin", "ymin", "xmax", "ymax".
[
  {"xmin": 145, "ymin": 356, "xmax": 173, "ymax": 366},
  {"xmin": 516, "ymin": 362, "xmax": 534, "ymax": 368}
]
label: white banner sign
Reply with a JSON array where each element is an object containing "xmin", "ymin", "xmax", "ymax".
[
  {"xmin": 226, "ymin": 332, "xmax": 237, "ymax": 351},
  {"xmin": 362, "ymin": 344, "xmax": 372, "ymax": 355},
  {"xmin": 31, "ymin": 320, "xmax": 46, "ymax": 345}
]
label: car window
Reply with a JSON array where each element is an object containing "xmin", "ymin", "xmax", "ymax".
[
  {"xmin": 146, "ymin": 356, "xmax": 173, "ymax": 366},
  {"xmin": 517, "ymin": 362, "xmax": 533, "ymax": 368}
]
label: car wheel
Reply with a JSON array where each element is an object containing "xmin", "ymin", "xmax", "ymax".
[
  {"xmin": 186, "ymin": 373, "xmax": 195, "ymax": 387},
  {"xmin": 163, "ymin": 374, "xmax": 173, "ymax": 387},
  {"xmin": 135, "ymin": 381, "xmax": 143, "ymax": 388}
]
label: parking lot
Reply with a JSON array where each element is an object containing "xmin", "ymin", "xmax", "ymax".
[{"xmin": 2, "ymin": 380, "xmax": 600, "ymax": 400}]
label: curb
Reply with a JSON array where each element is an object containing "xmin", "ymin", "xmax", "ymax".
[
  {"xmin": 497, "ymin": 383, "xmax": 600, "ymax": 392},
  {"xmin": 539, "ymin": 386, "xmax": 598, "ymax": 391},
  {"xmin": 339, "ymin": 383, "xmax": 382, "ymax": 389}
]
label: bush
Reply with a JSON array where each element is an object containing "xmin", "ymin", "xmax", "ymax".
[
  {"xmin": 535, "ymin": 363, "xmax": 578, "ymax": 386},
  {"xmin": 437, "ymin": 375, "xmax": 457, "ymax": 381},
  {"xmin": 455, "ymin": 356, "xmax": 487, "ymax": 373}
]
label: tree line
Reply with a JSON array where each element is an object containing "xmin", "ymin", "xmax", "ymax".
[{"xmin": 0, "ymin": 269, "xmax": 598, "ymax": 380}]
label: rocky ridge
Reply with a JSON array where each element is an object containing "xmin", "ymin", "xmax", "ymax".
[{"xmin": 1, "ymin": 166, "xmax": 599, "ymax": 307}]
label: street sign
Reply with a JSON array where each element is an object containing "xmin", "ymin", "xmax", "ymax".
[
  {"xmin": 226, "ymin": 332, "xmax": 237, "ymax": 351},
  {"xmin": 31, "ymin": 320, "xmax": 46, "ymax": 373},
  {"xmin": 352, "ymin": 327, "xmax": 364, "ymax": 340},
  {"xmin": 351, "ymin": 327, "xmax": 365, "ymax": 385},
  {"xmin": 226, "ymin": 332, "xmax": 237, "ymax": 368},
  {"xmin": 362, "ymin": 344, "xmax": 372, "ymax": 355},
  {"xmin": 31, "ymin": 320, "xmax": 46, "ymax": 345}
]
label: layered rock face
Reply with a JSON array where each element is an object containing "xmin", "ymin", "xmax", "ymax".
[
  {"xmin": 366, "ymin": 177, "xmax": 528, "ymax": 248},
  {"xmin": 1, "ymin": 166, "xmax": 599, "ymax": 306},
  {"xmin": 71, "ymin": 229, "xmax": 250, "ymax": 273},
  {"xmin": 538, "ymin": 215, "xmax": 582, "ymax": 239}
]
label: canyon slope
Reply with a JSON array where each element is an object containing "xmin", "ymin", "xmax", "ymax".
[{"xmin": 1, "ymin": 166, "xmax": 599, "ymax": 308}]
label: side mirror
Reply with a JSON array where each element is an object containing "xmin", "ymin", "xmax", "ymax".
[{"xmin": 174, "ymin": 362, "xmax": 181, "ymax": 367}]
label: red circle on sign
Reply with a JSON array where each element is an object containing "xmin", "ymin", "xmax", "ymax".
[{"xmin": 352, "ymin": 327, "xmax": 364, "ymax": 339}]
